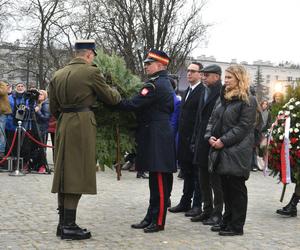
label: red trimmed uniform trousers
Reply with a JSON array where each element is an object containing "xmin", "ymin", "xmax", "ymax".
[{"xmin": 143, "ymin": 172, "xmax": 173, "ymax": 227}]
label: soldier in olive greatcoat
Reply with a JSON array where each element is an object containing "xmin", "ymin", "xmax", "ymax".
[{"xmin": 49, "ymin": 39, "xmax": 121, "ymax": 240}]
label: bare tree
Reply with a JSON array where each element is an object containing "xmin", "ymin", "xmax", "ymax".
[
  {"xmin": 0, "ymin": 0, "xmax": 14, "ymax": 40},
  {"xmin": 18, "ymin": 0, "xmax": 67, "ymax": 89},
  {"xmin": 93, "ymin": 0, "xmax": 209, "ymax": 77}
]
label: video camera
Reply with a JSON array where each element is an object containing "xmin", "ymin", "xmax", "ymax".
[{"xmin": 24, "ymin": 89, "xmax": 40, "ymax": 101}]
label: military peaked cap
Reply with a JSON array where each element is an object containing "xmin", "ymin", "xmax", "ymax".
[
  {"xmin": 144, "ymin": 48, "xmax": 170, "ymax": 65},
  {"xmin": 75, "ymin": 39, "xmax": 97, "ymax": 55},
  {"xmin": 201, "ymin": 64, "xmax": 222, "ymax": 75}
]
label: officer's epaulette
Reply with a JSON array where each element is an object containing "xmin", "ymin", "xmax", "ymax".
[
  {"xmin": 144, "ymin": 82, "xmax": 156, "ymax": 90},
  {"xmin": 144, "ymin": 75, "xmax": 159, "ymax": 90},
  {"xmin": 148, "ymin": 75, "xmax": 159, "ymax": 83}
]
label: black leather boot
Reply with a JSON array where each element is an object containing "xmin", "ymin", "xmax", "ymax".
[
  {"xmin": 61, "ymin": 209, "xmax": 91, "ymax": 240},
  {"xmin": 56, "ymin": 206, "xmax": 64, "ymax": 236},
  {"xmin": 276, "ymin": 193, "xmax": 299, "ymax": 217}
]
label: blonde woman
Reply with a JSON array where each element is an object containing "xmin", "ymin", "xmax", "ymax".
[
  {"xmin": 205, "ymin": 65, "xmax": 256, "ymax": 236},
  {"xmin": 35, "ymin": 90, "xmax": 50, "ymax": 143},
  {"xmin": 0, "ymin": 81, "xmax": 12, "ymax": 158}
]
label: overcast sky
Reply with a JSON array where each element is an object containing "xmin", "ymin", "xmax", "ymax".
[{"xmin": 195, "ymin": 0, "xmax": 300, "ymax": 65}]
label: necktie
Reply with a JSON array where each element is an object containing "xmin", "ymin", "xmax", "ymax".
[{"xmin": 185, "ymin": 87, "xmax": 192, "ymax": 101}]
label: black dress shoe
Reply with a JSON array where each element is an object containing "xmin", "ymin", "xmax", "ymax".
[
  {"xmin": 185, "ymin": 207, "xmax": 202, "ymax": 217},
  {"xmin": 190, "ymin": 212, "xmax": 211, "ymax": 222},
  {"xmin": 168, "ymin": 204, "xmax": 191, "ymax": 213},
  {"xmin": 57, "ymin": 224, "xmax": 87, "ymax": 237},
  {"xmin": 202, "ymin": 216, "xmax": 221, "ymax": 225},
  {"xmin": 211, "ymin": 224, "xmax": 227, "ymax": 232},
  {"xmin": 61, "ymin": 225, "xmax": 91, "ymax": 240},
  {"xmin": 143, "ymin": 223, "xmax": 164, "ymax": 233},
  {"xmin": 219, "ymin": 229, "xmax": 243, "ymax": 236},
  {"xmin": 131, "ymin": 220, "xmax": 150, "ymax": 229}
]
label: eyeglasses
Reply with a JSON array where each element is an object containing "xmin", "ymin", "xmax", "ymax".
[{"xmin": 187, "ymin": 69, "xmax": 200, "ymax": 73}]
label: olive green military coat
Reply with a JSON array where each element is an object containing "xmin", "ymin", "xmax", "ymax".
[{"xmin": 49, "ymin": 58, "xmax": 121, "ymax": 194}]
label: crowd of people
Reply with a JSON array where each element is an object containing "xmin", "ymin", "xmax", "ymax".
[
  {"xmin": 1, "ymin": 39, "xmax": 293, "ymax": 241},
  {"xmin": 0, "ymin": 81, "xmax": 54, "ymax": 173}
]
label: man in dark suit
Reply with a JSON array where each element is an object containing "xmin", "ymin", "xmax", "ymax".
[
  {"xmin": 168, "ymin": 62, "xmax": 204, "ymax": 217},
  {"xmin": 190, "ymin": 64, "xmax": 223, "ymax": 227}
]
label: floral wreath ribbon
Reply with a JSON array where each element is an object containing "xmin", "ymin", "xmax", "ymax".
[{"xmin": 265, "ymin": 114, "xmax": 291, "ymax": 184}]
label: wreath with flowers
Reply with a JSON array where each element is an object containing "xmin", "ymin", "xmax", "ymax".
[{"xmin": 268, "ymin": 97, "xmax": 300, "ymax": 184}]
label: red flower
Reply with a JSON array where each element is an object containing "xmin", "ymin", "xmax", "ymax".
[
  {"xmin": 290, "ymin": 138, "xmax": 298, "ymax": 144},
  {"xmin": 296, "ymin": 150, "xmax": 300, "ymax": 158}
]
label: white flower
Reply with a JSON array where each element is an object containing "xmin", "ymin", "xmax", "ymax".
[
  {"xmin": 296, "ymin": 123, "xmax": 300, "ymax": 128},
  {"xmin": 285, "ymin": 111, "xmax": 290, "ymax": 116},
  {"xmin": 292, "ymin": 114, "xmax": 297, "ymax": 117},
  {"xmin": 289, "ymin": 105, "xmax": 295, "ymax": 110},
  {"xmin": 279, "ymin": 135, "xmax": 284, "ymax": 140},
  {"xmin": 290, "ymin": 128, "xmax": 294, "ymax": 133},
  {"xmin": 294, "ymin": 128, "xmax": 299, "ymax": 133},
  {"xmin": 278, "ymin": 111, "xmax": 284, "ymax": 115},
  {"xmin": 295, "ymin": 101, "xmax": 300, "ymax": 106},
  {"xmin": 277, "ymin": 127, "xmax": 282, "ymax": 133},
  {"xmin": 290, "ymin": 98, "xmax": 296, "ymax": 102},
  {"xmin": 273, "ymin": 129, "xmax": 277, "ymax": 134},
  {"xmin": 289, "ymin": 144, "xmax": 292, "ymax": 149}
]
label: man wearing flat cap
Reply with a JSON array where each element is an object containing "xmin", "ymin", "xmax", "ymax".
[
  {"xmin": 49, "ymin": 39, "xmax": 121, "ymax": 240},
  {"xmin": 190, "ymin": 63, "xmax": 223, "ymax": 228},
  {"xmin": 118, "ymin": 48, "xmax": 176, "ymax": 233}
]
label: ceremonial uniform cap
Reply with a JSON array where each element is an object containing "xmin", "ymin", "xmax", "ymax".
[
  {"xmin": 144, "ymin": 48, "xmax": 170, "ymax": 65},
  {"xmin": 201, "ymin": 64, "xmax": 222, "ymax": 75},
  {"xmin": 75, "ymin": 39, "xmax": 97, "ymax": 55}
]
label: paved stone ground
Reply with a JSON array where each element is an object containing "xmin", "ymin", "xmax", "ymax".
[{"xmin": 0, "ymin": 167, "xmax": 300, "ymax": 250}]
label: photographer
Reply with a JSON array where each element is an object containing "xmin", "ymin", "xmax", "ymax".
[{"xmin": 5, "ymin": 82, "xmax": 28, "ymax": 158}]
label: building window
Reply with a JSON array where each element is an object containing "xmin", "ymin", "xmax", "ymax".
[{"xmin": 287, "ymin": 76, "xmax": 293, "ymax": 82}]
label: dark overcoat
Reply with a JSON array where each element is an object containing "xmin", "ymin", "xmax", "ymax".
[
  {"xmin": 118, "ymin": 70, "xmax": 176, "ymax": 173},
  {"xmin": 49, "ymin": 58, "xmax": 121, "ymax": 194},
  {"xmin": 192, "ymin": 80, "xmax": 222, "ymax": 166},
  {"xmin": 205, "ymin": 87, "xmax": 256, "ymax": 179},
  {"xmin": 177, "ymin": 83, "xmax": 204, "ymax": 165}
]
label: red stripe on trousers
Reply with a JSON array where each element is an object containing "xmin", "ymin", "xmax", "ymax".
[{"xmin": 157, "ymin": 172, "xmax": 164, "ymax": 226}]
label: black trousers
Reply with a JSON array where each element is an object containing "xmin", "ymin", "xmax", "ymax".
[
  {"xmin": 221, "ymin": 175, "xmax": 247, "ymax": 232},
  {"xmin": 144, "ymin": 172, "xmax": 173, "ymax": 226},
  {"xmin": 199, "ymin": 165, "xmax": 223, "ymax": 216},
  {"xmin": 179, "ymin": 162, "xmax": 201, "ymax": 208}
]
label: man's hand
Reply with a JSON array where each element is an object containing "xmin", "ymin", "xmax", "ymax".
[
  {"xmin": 213, "ymin": 139, "xmax": 224, "ymax": 149},
  {"xmin": 208, "ymin": 136, "xmax": 217, "ymax": 146}
]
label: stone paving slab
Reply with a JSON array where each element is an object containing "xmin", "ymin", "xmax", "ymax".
[{"xmin": 0, "ymin": 169, "xmax": 299, "ymax": 250}]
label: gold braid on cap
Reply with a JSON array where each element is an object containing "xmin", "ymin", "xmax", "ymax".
[{"xmin": 147, "ymin": 52, "xmax": 169, "ymax": 65}]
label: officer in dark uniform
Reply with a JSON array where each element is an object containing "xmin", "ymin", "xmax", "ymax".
[{"xmin": 118, "ymin": 49, "xmax": 176, "ymax": 233}]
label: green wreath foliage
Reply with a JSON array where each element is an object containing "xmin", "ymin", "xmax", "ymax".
[{"xmin": 93, "ymin": 49, "xmax": 142, "ymax": 168}]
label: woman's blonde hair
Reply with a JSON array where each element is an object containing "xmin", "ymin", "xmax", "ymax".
[
  {"xmin": 39, "ymin": 90, "xmax": 48, "ymax": 100},
  {"xmin": 224, "ymin": 65, "xmax": 250, "ymax": 103}
]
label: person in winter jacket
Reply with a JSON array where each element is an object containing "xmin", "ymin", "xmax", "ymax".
[{"xmin": 205, "ymin": 65, "xmax": 256, "ymax": 236}]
